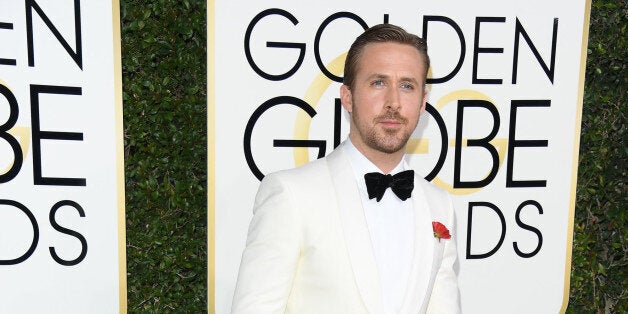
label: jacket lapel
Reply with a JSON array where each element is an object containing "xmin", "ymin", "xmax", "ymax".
[
  {"xmin": 326, "ymin": 146, "xmax": 383, "ymax": 314},
  {"xmin": 399, "ymin": 171, "xmax": 438, "ymax": 313}
]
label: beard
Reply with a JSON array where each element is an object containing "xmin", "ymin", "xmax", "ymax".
[{"xmin": 353, "ymin": 107, "xmax": 414, "ymax": 154}]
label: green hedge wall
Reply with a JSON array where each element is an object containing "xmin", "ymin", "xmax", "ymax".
[
  {"xmin": 121, "ymin": 0, "xmax": 207, "ymax": 312},
  {"xmin": 568, "ymin": 1, "xmax": 626, "ymax": 313},
  {"xmin": 120, "ymin": 0, "xmax": 625, "ymax": 312}
]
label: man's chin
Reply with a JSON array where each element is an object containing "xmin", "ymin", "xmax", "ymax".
[{"xmin": 369, "ymin": 139, "xmax": 407, "ymax": 154}]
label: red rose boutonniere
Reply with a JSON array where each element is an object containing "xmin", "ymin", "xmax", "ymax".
[{"xmin": 432, "ymin": 221, "xmax": 451, "ymax": 242}]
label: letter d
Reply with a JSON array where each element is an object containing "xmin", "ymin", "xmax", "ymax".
[
  {"xmin": 0, "ymin": 200, "xmax": 39, "ymax": 265},
  {"xmin": 466, "ymin": 201, "xmax": 505, "ymax": 259}
]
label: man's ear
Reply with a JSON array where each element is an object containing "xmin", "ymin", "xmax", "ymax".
[
  {"xmin": 340, "ymin": 84, "xmax": 352, "ymax": 113},
  {"xmin": 420, "ymin": 90, "xmax": 428, "ymax": 114}
]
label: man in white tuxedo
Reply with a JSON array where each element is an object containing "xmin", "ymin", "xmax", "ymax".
[{"xmin": 232, "ymin": 24, "xmax": 460, "ymax": 314}]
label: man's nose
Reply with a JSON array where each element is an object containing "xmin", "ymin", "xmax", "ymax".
[{"xmin": 385, "ymin": 87, "xmax": 401, "ymax": 110}]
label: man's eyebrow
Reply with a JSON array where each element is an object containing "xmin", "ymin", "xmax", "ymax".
[
  {"xmin": 364, "ymin": 74, "xmax": 420, "ymax": 85},
  {"xmin": 399, "ymin": 77, "xmax": 420, "ymax": 84},
  {"xmin": 365, "ymin": 73, "xmax": 390, "ymax": 80}
]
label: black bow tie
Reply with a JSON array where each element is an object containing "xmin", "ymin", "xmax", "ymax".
[{"xmin": 364, "ymin": 170, "xmax": 414, "ymax": 202}]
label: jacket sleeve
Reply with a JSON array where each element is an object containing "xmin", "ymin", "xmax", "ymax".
[
  {"xmin": 231, "ymin": 172, "xmax": 301, "ymax": 314},
  {"xmin": 426, "ymin": 194, "xmax": 461, "ymax": 314}
]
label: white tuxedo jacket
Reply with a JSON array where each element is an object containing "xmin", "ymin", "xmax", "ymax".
[{"xmin": 232, "ymin": 145, "xmax": 460, "ymax": 314}]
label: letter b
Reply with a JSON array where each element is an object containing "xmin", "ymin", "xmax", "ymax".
[{"xmin": 0, "ymin": 84, "xmax": 23, "ymax": 183}]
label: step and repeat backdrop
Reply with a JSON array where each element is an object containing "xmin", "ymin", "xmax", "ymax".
[
  {"xmin": 210, "ymin": 1, "xmax": 590, "ymax": 313},
  {"xmin": 0, "ymin": 0, "xmax": 125, "ymax": 313}
]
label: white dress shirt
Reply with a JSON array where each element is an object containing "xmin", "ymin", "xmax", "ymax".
[{"xmin": 343, "ymin": 140, "xmax": 415, "ymax": 314}]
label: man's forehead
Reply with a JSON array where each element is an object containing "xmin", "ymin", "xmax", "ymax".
[
  {"xmin": 354, "ymin": 42, "xmax": 426, "ymax": 78},
  {"xmin": 358, "ymin": 42, "xmax": 424, "ymax": 65},
  {"xmin": 365, "ymin": 73, "xmax": 421, "ymax": 82}
]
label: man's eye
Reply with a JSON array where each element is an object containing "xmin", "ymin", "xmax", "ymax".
[
  {"xmin": 400, "ymin": 83, "xmax": 414, "ymax": 90},
  {"xmin": 371, "ymin": 80, "xmax": 384, "ymax": 86}
]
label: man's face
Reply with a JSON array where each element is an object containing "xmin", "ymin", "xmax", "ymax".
[{"xmin": 341, "ymin": 42, "xmax": 428, "ymax": 155}]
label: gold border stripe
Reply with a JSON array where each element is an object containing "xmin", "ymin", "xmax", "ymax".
[
  {"xmin": 207, "ymin": 0, "xmax": 216, "ymax": 313},
  {"xmin": 112, "ymin": 0, "xmax": 127, "ymax": 312},
  {"xmin": 560, "ymin": 0, "xmax": 592, "ymax": 312}
]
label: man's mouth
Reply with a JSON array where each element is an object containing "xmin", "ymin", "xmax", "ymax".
[
  {"xmin": 376, "ymin": 112, "xmax": 407, "ymax": 127},
  {"xmin": 379, "ymin": 119, "xmax": 402, "ymax": 127}
]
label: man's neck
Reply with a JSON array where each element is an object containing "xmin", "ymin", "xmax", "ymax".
[{"xmin": 349, "ymin": 135, "xmax": 405, "ymax": 174}]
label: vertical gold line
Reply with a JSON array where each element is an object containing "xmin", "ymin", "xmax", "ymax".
[
  {"xmin": 207, "ymin": 1, "xmax": 216, "ymax": 313},
  {"xmin": 561, "ymin": 0, "xmax": 592, "ymax": 312},
  {"xmin": 112, "ymin": 0, "xmax": 127, "ymax": 312}
]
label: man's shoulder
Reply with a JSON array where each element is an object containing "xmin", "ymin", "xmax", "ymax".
[
  {"xmin": 265, "ymin": 154, "xmax": 331, "ymax": 183},
  {"xmin": 266, "ymin": 145, "xmax": 347, "ymax": 180}
]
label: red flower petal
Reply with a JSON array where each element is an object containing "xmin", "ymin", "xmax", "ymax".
[{"xmin": 432, "ymin": 221, "xmax": 451, "ymax": 240}]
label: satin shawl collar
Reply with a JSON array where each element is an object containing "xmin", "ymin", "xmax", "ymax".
[
  {"xmin": 327, "ymin": 145, "xmax": 384, "ymax": 313},
  {"xmin": 398, "ymin": 162, "xmax": 438, "ymax": 313}
]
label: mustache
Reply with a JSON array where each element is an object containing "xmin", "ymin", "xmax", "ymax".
[{"xmin": 374, "ymin": 111, "xmax": 408, "ymax": 124}]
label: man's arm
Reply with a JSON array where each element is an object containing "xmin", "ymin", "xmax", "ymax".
[{"xmin": 231, "ymin": 173, "xmax": 301, "ymax": 314}]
